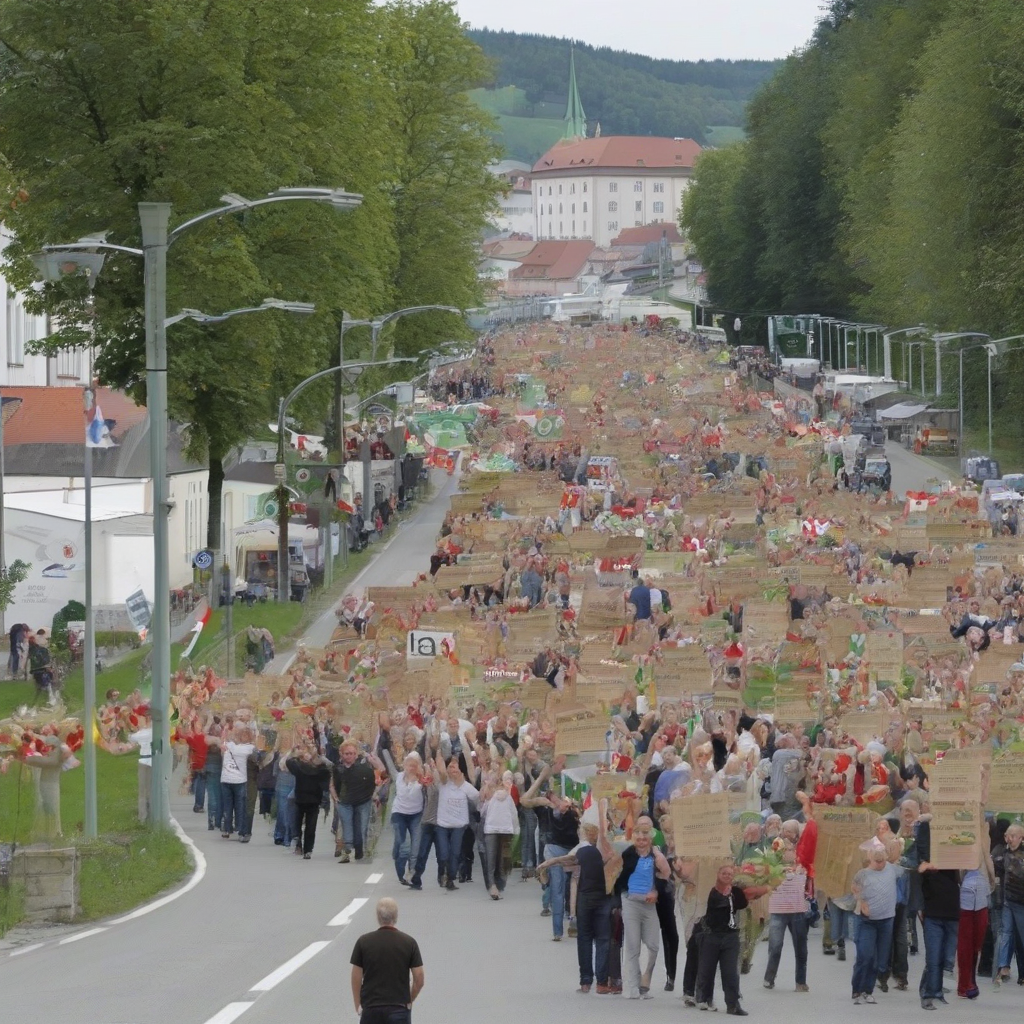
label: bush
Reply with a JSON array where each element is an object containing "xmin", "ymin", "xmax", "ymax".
[
  {"xmin": 95, "ymin": 631, "xmax": 142, "ymax": 650},
  {"xmin": 50, "ymin": 600, "xmax": 86, "ymax": 654}
]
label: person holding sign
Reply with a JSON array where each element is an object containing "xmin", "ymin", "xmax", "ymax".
[
  {"xmin": 695, "ymin": 862, "xmax": 769, "ymax": 1015},
  {"xmin": 614, "ymin": 815, "xmax": 672, "ymax": 999},
  {"xmin": 915, "ymin": 820, "xmax": 962, "ymax": 1010}
]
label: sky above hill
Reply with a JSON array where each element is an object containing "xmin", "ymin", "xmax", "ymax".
[{"xmin": 455, "ymin": 0, "xmax": 824, "ymax": 61}]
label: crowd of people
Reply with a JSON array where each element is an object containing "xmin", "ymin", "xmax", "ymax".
[{"xmin": 170, "ymin": 321, "xmax": 1024, "ymax": 1016}]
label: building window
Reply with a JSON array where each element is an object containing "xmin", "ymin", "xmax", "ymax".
[
  {"xmin": 56, "ymin": 347, "xmax": 80, "ymax": 379},
  {"xmin": 608, "ymin": 221, "xmax": 618, "ymax": 232},
  {"xmin": 571, "ymin": 203, "xmax": 575, "ymax": 214},
  {"xmin": 608, "ymin": 182, "xmax": 618, "ymax": 193},
  {"xmin": 548, "ymin": 186, "xmax": 552, "ymax": 195},
  {"xmin": 570, "ymin": 183, "xmax": 575, "ymax": 194},
  {"xmin": 558, "ymin": 184, "xmax": 562, "ymax": 194},
  {"xmin": 548, "ymin": 204, "xmax": 552, "ymax": 214},
  {"xmin": 548, "ymin": 222, "xmax": 553, "ymax": 235},
  {"xmin": 582, "ymin": 202, "xmax": 588, "ymax": 213},
  {"xmin": 6, "ymin": 294, "xmax": 24, "ymax": 367},
  {"xmin": 583, "ymin": 182, "xmax": 588, "ymax": 193},
  {"xmin": 559, "ymin": 222, "xmax": 563, "ymax": 236},
  {"xmin": 572, "ymin": 220, "xmax": 576, "ymax": 235},
  {"xmin": 653, "ymin": 201, "xmax": 665, "ymax": 214},
  {"xmin": 608, "ymin": 201, "xmax": 618, "ymax": 212},
  {"xmin": 653, "ymin": 182, "xmax": 665, "ymax": 194},
  {"xmin": 634, "ymin": 181, "xmax": 643, "ymax": 192},
  {"xmin": 558, "ymin": 203, "xmax": 563, "ymax": 214},
  {"xmin": 583, "ymin": 221, "xmax": 587, "ymax": 233},
  {"xmin": 635, "ymin": 200, "xmax": 642, "ymax": 212}
]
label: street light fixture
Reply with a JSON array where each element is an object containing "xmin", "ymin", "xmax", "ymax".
[
  {"xmin": 274, "ymin": 357, "xmax": 418, "ymax": 604},
  {"xmin": 32, "ymin": 186, "xmax": 362, "ymax": 829},
  {"xmin": 881, "ymin": 325, "xmax": 928, "ymax": 381},
  {"xmin": 956, "ymin": 334, "xmax": 1024, "ymax": 456}
]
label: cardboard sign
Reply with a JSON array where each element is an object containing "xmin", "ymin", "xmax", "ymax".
[
  {"xmin": 656, "ymin": 646, "xmax": 713, "ymax": 698},
  {"xmin": 865, "ymin": 630, "xmax": 903, "ymax": 683},
  {"xmin": 742, "ymin": 600, "xmax": 790, "ymax": 642},
  {"xmin": 930, "ymin": 801, "xmax": 982, "ymax": 870},
  {"xmin": 929, "ymin": 760, "xmax": 982, "ymax": 802},
  {"xmin": 837, "ymin": 709, "xmax": 890, "ymax": 745},
  {"xmin": 669, "ymin": 791, "xmax": 732, "ymax": 858},
  {"xmin": 554, "ymin": 717, "xmax": 609, "ymax": 756},
  {"xmin": 987, "ymin": 755, "xmax": 1024, "ymax": 811},
  {"xmin": 975, "ymin": 646, "xmax": 1023, "ymax": 686}
]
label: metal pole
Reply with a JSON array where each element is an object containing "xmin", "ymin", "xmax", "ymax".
[
  {"xmin": 139, "ymin": 201, "xmax": 172, "ymax": 829},
  {"xmin": 276, "ymin": 399, "xmax": 289, "ymax": 606},
  {"xmin": 920, "ymin": 343, "xmax": 925, "ymax": 396},
  {"xmin": 83, "ymin": 386, "xmax": 97, "ymax": 838},
  {"xmin": 0, "ymin": 390, "xmax": 5, "ymax": 641},
  {"xmin": 935, "ymin": 337, "xmax": 942, "ymax": 397},
  {"xmin": 988, "ymin": 350, "xmax": 993, "ymax": 454},
  {"xmin": 959, "ymin": 348, "xmax": 964, "ymax": 460}
]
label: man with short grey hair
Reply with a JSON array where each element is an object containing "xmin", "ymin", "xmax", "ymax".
[{"xmin": 350, "ymin": 898, "xmax": 424, "ymax": 1023}]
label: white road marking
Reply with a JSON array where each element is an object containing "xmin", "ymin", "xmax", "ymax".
[
  {"xmin": 109, "ymin": 815, "xmax": 207, "ymax": 924},
  {"xmin": 9, "ymin": 943, "xmax": 44, "ymax": 957},
  {"xmin": 59, "ymin": 927, "xmax": 106, "ymax": 944},
  {"xmin": 202, "ymin": 1002, "xmax": 255, "ymax": 1024},
  {"xmin": 328, "ymin": 897, "xmax": 368, "ymax": 927},
  {"xmin": 249, "ymin": 941, "xmax": 331, "ymax": 992},
  {"xmin": 365, "ymin": 872, "xmax": 384, "ymax": 884}
]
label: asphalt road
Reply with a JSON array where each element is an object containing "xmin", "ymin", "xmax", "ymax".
[{"xmin": 884, "ymin": 440, "xmax": 959, "ymax": 496}]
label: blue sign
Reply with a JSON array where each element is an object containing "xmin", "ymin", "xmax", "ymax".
[{"xmin": 193, "ymin": 550, "xmax": 213, "ymax": 570}]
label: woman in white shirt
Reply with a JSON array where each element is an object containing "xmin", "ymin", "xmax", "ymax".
[
  {"xmin": 434, "ymin": 753, "xmax": 480, "ymax": 891},
  {"xmin": 481, "ymin": 770, "xmax": 519, "ymax": 900},
  {"xmin": 219, "ymin": 726, "xmax": 256, "ymax": 841},
  {"xmin": 384, "ymin": 749, "xmax": 426, "ymax": 885}
]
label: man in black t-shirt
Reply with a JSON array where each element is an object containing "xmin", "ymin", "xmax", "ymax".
[{"xmin": 350, "ymin": 898, "xmax": 424, "ymax": 1024}]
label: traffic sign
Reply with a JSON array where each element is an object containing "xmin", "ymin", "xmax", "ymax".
[{"xmin": 193, "ymin": 550, "xmax": 213, "ymax": 570}]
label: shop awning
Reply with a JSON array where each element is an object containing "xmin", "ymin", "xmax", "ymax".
[{"xmin": 877, "ymin": 402, "xmax": 930, "ymax": 421}]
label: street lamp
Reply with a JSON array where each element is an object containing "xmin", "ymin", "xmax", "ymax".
[
  {"xmin": 931, "ymin": 332, "xmax": 989, "ymax": 398},
  {"xmin": 957, "ymin": 335, "xmax": 1024, "ymax": 456},
  {"xmin": 32, "ymin": 186, "xmax": 362, "ymax": 829},
  {"xmin": 881, "ymin": 325, "xmax": 928, "ymax": 381},
  {"xmin": 274, "ymin": 356, "xmax": 418, "ymax": 604}
]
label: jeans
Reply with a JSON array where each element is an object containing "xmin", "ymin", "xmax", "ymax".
[
  {"xmin": 412, "ymin": 822, "xmax": 442, "ymax": 887},
  {"xmin": 543, "ymin": 843, "xmax": 570, "ymax": 937},
  {"xmin": 997, "ymin": 900, "xmax": 1024, "ymax": 972},
  {"xmin": 391, "ymin": 811, "xmax": 422, "ymax": 881},
  {"xmin": 656, "ymin": 888, "xmax": 679, "ymax": 983},
  {"xmin": 205, "ymin": 770, "xmax": 222, "ymax": 828},
  {"xmin": 274, "ymin": 783, "xmax": 295, "ymax": 844},
  {"xmin": 339, "ymin": 799, "xmax": 373, "ymax": 857},
  {"xmin": 826, "ymin": 898, "xmax": 851, "ymax": 948},
  {"xmin": 435, "ymin": 824, "xmax": 467, "ymax": 884},
  {"xmin": 295, "ymin": 801, "xmax": 319, "ymax": 855},
  {"xmin": 920, "ymin": 916, "xmax": 958, "ymax": 1001},
  {"xmin": 190, "ymin": 770, "xmax": 206, "ymax": 811},
  {"xmin": 852, "ymin": 916, "xmax": 893, "ymax": 996},
  {"xmin": 220, "ymin": 781, "xmax": 246, "ymax": 834},
  {"xmin": 696, "ymin": 930, "xmax": 742, "ymax": 1010},
  {"xmin": 576, "ymin": 891, "xmax": 612, "ymax": 986},
  {"xmin": 484, "ymin": 832, "xmax": 511, "ymax": 892},
  {"xmin": 520, "ymin": 808, "xmax": 539, "ymax": 869},
  {"xmin": 765, "ymin": 912, "xmax": 809, "ymax": 986},
  {"xmin": 621, "ymin": 896, "xmax": 660, "ymax": 998},
  {"xmin": 878, "ymin": 901, "xmax": 908, "ymax": 984},
  {"xmin": 360, "ymin": 1007, "xmax": 410, "ymax": 1024},
  {"xmin": 958, "ymin": 908, "xmax": 988, "ymax": 994}
]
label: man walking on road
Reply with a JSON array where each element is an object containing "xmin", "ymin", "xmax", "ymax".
[{"xmin": 350, "ymin": 897, "xmax": 424, "ymax": 1024}]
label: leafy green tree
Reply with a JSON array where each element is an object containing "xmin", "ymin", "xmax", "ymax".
[
  {"xmin": 0, "ymin": 560, "xmax": 30, "ymax": 618},
  {"xmin": 0, "ymin": 0, "xmax": 399, "ymax": 551}
]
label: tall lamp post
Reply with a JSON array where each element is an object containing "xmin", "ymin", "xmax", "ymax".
[
  {"xmin": 881, "ymin": 325, "xmax": 928, "ymax": 382},
  {"xmin": 957, "ymin": 335, "xmax": 1024, "ymax": 456},
  {"xmin": 275, "ymin": 356, "xmax": 418, "ymax": 605},
  {"xmin": 33, "ymin": 186, "xmax": 362, "ymax": 829}
]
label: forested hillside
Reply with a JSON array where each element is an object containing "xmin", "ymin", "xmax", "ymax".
[
  {"xmin": 681, "ymin": 0, "xmax": 1024, "ymax": 454},
  {"xmin": 467, "ymin": 29, "xmax": 778, "ymax": 161}
]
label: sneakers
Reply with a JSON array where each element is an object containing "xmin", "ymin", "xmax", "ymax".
[
  {"xmin": 552, "ymin": 935, "xmax": 561, "ymax": 942},
  {"xmin": 541, "ymin": 908, "xmax": 552, "ymax": 917},
  {"xmin": 763, "ymin": 980, "xmax": 774, "ymax": 989},
  {"xmin": 740, "ymin": 961, "xmax": 751, "ymax": 974},
  {"xmin": 921, "ymin": 999, "xmax": 935, "ymax": 1010},
  {"xmin": 338, "ymin": 850, "xmax": 350, "ymax": 863},
  {"xmin": 837, "ymin": 945, "xmax": 847, "ymax": 962},
  {"xmin": 665, "ymin": 980, "xmax": 675, "ymax": 992},
  {"xmin": 683, "ymin": 995, "xmax": 696, "ymax": 1006},
  {"xmin": 578, "ymin": 985, "xmax": 591, "ymax": 994},
  {"xmin": 696, "ymin": 1002, "xmax": 717, "ymax": 1011},
  {"xmin": 445, "ymin": 880, "xmax": 458, "ymax": 891},
  {"xmin": 596, "ymin": 984, "xmax": 612, "ymax": 995},
  {"xmin": 302, "ymin": 852, "xmax": 311, "ymax": 860},
  {"xmin": 823, "ymin": 946, "xmax": 836, "ymax": 956},
  {"xmin": 862, "ymin": 994, "xmax": 876, "ymax": 1004},
  {"xmin": 726, "ymin": 1009, "xmax": 748, "ymax": 1017},
  {"xmin": 795, "ymin": 984, "xmax": 809, "ymax": 992},
  {"xmin": 877, "ymin": 979, "xmax": 888, "ymax": 993},
  {"xmin": 853, "ymin": 995, "xmax": 863, "ymax": 1005},
  {"xmin": 895, "ymin": 980, "xmax": 908, "ymax": 991}
]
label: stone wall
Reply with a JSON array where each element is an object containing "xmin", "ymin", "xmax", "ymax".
[{"xmin": 10, "ymin": 846, "xmax": 78, "ymax": 923}]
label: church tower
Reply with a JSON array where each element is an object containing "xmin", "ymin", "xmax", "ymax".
[{"xmin": 563, "ymin": 45, "xmax": 587, "ymax": 141}]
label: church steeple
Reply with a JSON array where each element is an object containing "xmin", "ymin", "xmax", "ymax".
[{"xmin": 563, "ymin": 44, "xmax": 587, "ymax": 141}]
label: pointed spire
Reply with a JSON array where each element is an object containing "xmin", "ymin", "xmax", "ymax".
[{"xmin": 563, "ymin": 44, "xmax": 587, "ymax": 141}]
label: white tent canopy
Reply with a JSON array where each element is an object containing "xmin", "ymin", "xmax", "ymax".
[{"xmin": 878, "ymin": 402, "xmax": 930, "ymax": 421}]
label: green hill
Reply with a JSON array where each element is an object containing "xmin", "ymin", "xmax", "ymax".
[{"xmin": 467, "ymin": 30, "xmax": 778, "ymax": 162}]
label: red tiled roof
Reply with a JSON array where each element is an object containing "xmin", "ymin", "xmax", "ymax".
[
  {"xmin": 482, "ymin": 238, "xmax": 537, "ymax": 260},
  {"xmin": 508, "ymin": 240, "xmax": 595, "ymax": 282},
  {"xmin": 0, "ymin": 386, "xmax": 146, "ymax": 445},
  {"xmin": 611, "ymin": 223, "xmax": 684, "ymax": 247},
  {"xmin": 533, "ymin": 136, "xmax": 702, "ymax": 175}
]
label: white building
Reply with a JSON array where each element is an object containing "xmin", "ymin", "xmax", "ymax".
[
  {"xmin": 531, "ymin": 135, "xmax": 701, "ymax": 248},
  {"xmin": 0, "ymin": 225, "xmax": 93, "ymax": 388}
]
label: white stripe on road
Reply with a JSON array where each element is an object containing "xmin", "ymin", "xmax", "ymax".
[
  {"xmin": 328, "ymin": 897, "xmax": 368, "ymax": 927},
  {"xmin": 9, "ymin": 943, "xmax": 44, "ymax": 957},
  {"xmin": 365, "ymin": 872, "xmax": 383, "ymax": 884},
  {"xmin": 59, "ymin": 927, "xmax": 106, "ymax": 944},
  {"xmin": 249, "ymin": 941, "xmax": 331, "ymax": 992},
  {"xmin": 202, "ymin": 1002, "xmax": 255, "ymax": 1024}
]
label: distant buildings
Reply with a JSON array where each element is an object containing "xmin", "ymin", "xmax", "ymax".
[{"xmin": 489, "ymin": 159, "xmax": 535, "ymax": 237}]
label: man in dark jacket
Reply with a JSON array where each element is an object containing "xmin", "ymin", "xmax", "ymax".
[
  {"xmin": 331, "ymin": 740, "xmax": 379, "ymax": 862},
  {"xmin": 286, "ymin": 747, "xmax": 332, "ymax": 859},
  {"xmin": 915, "ymin": 819, "xmax": 961, "ymax": 1009}
]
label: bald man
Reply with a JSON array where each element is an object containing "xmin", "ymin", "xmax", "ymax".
[{"xmin": 351, "ymin": 898, "xmax": 424, "ymax": 1023}]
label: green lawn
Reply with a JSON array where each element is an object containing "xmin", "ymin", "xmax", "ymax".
[{"xmin": 705, "ymin": 125, "xmax": 746, "ymax": 146}]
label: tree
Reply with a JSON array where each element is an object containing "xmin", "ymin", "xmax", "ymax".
[
  {"xmin": 0, "ymin": 560, "xmax": 30, "ymax": 619},
  {"xmin": 378, "ymin": 1, "xmax": 502, "ymax": 362},
  {"xmin": 0, "ymin": 0, "xmax": 399, "ymax": 552}
]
